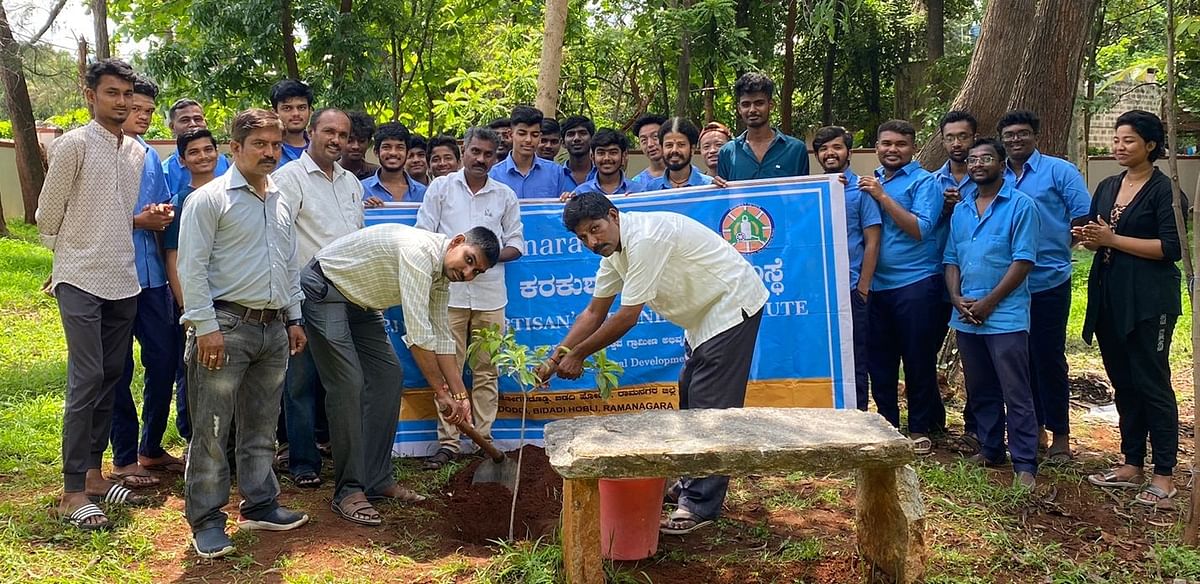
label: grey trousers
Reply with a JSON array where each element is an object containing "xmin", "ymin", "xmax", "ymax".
[
  {"xmin": 183, "ymin": 311, "xmax": 288, "ymax": 532},
  {"xmin": 301, "ymin": 263, "xmax": 404, "ymax": 504},
  {"xmin": 673, "ymin": 307, "xmax": 764, "ymax": 520},
  {"xmin": 57, "ymin": 283, "xmax": 137, "ymax": 492}
]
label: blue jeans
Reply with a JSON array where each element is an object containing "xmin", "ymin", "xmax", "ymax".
[
  {"xmin": 867, "ymin": 275, "xmax": 949, "ymax": 434},
  {"xmin": 284, "ymin": 347, "xmax": 323, "ymax": 478},
  {"xmin": 183, "ymin": 310, "xmax": 287, "ymax": 532},
  {"xmin": 958, "ymin": 331, "xmax": 1038, "ymax": 475},
  {"xmin": 110, "ymin": 285, "xmax": 180, "ymax": 465}
]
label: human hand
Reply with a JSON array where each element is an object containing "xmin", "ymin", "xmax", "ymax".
[
  {"xmin": 1078, "ymin": 215, "xmax": 1116, "ymax": 247},
  {"xmin": 364, "ymin": 196, "xmax": 386, "ymax": 208},
  {"xmin": 951, "ymin": 295, "xmax": 980, "ymax": 326},
  {"xmin": 711, "ymin": 176, "xmax": 729, "ymax": 188},
  {"xmin": 857, "ymin": 175, "xmax": 884, "ymax": 200},
  {"xmin": 436, "ymin": 388, "xmax": 472, "ymax": 426},
  {"xmin": 554, "ymin": 354, "xmax": 585, "ymax": 380},
  {"xmin": 966, "ymin": 296, "xmax": 998, "ymax": 324},
  {"xmin": 196, "ymin": 331, "xmax": 225, "ymax": 370},
  {"xmin": 287, "ymin": 324, "xmax": 307, "ymax": 355},
  {"xmin": 134, "ymin": 203, "xmax": 174, "ymax": 231}
]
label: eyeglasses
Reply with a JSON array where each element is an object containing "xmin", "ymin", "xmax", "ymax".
[
  {"xmin": 942, "ymin": 133, "xmax": 973, "ymax": 144},
  {"xmin": 966, "ymin": 155, "xmax": 997, "ymax": 165},
  {"xmin": 1001, "ymin": 129, "xmax": 1034, "ymax": 142}
]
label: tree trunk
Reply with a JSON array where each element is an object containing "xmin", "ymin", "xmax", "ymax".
[
  {"xmin": 535, "ymin": 0, "xmax": 568, "ymax": 117},
  {"xmin": 1007, "ymin": 0, "xmax": 1101, "ymax": 156},
  {"xmin": 703, "ymin": 66, "xmax": 715, "ymax": 123},
  {"xmin": 781, "ymin": 0, "xmax": 797, "ymax": 134},
  {"xmin": 926, "ymin": 0, "xmax": 944, "ymax": 61},
  {"xmin": 915, "ymin": 0, "xmax": 1037, "ymax": 167},
  {"xmin": 279, "ymin": 0, "xmax": 300, "ymax": 80},
  {"xmin": 91, "ymin": 0, "xmax": 109, "ymax": 60},
  {"xmin": 821, "ymin": 42, "xmax": 835, "ymax": 125},
  {"xmin": 330, "ymin": 0, "xmax": 353, "ymax": 98},
  {"xmin": 675, "ymin": 0, "xmax": 692, "ymax": 118},
  {"xmin": 0, "ymin": 3, "xmax": 46, "ymax": 226}
]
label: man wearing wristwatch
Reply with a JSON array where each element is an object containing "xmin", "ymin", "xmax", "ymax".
[
  {"xmin": 302, "ymin": 222, "xmax": 500, "ymax": 526},
  {"xmin": 178, "ymin": 109, "xmax": 310, "ymax": 559}
]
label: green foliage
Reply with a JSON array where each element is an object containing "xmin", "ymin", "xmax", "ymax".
[
  {"xmin": 468, "ymin": 325, "xmax": 623, "ymax": 399},
  {"xmin": 476, "ymin": 538, "xmax": 563, "ymax": 584},
  {"xmin": 0, "ymin": 120, "xmax": 10, "ymax": 139}
]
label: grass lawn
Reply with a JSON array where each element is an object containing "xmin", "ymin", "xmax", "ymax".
[{"xmin": 0, "ymin": 219, "xmax": 1197, "ymax": 583}]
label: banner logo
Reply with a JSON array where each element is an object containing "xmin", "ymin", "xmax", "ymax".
[{"xmin": 721, "ymin": 204, "xmax": 774, "ymax": 254}]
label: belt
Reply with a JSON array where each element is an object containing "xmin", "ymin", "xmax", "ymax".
[{"xmin": 213, "ymin": 300, "xmax": 281, "ymax": 324}]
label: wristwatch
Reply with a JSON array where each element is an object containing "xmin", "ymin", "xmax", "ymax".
[{"xmin": 286, "ymin": 319, "xmax": 305, "ymax": 328}]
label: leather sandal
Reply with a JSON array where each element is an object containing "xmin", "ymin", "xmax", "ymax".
[{"xmin": 332, "ymin": 494, "xmax": 382, "ymax": 526}]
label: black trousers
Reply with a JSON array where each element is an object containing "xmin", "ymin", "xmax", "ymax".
[{"xmin": 1096, "ymin": 313, "xmax": 1178, "ymax": 476}]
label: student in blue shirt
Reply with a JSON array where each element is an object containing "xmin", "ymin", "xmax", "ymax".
[
  {"xmin": 643, "ymin": 118, "xmax": 713, "ymax": 190},
  {"xmin": 489, "ymin": 105, "xmax": 570, "ymax": 199},
  {"xmin": 630, "ymin": 114, "xmax": 668, "ymax": 187},
  {"xmin": 998, "ymin": 109, "xmax": 1092, "ymax": 463},
  {"xmin": 561, "ymin": 115, "xmax": 597, "ymax": 189},
  {"xmin": 111, "ymin": 76, "xmax": 182, "ymax": 488},
  {"xmin": 488, "ymin": 117, "xmax": 513, "ymax": 161},
  {"xmin": 162, "ymin": 98, "xmax": 230, "ymax": 195},
  {"xmin": 538, "ymin": 118, "xmax": 562, "ymax": 161},
  {"xmin": 362, "ymin": 122, "xmax": 427, "ymax": 204},
  {"xmin": 571, "ymin": 128, "xmax": 642, "ymax": 196},
  {"xmin": 716, "ymin": 72, "xmax": 809, "ymax": 180},
  {"xmin": 406, "ymin": 134, "xmax": 431, "ymax": 186},
  {"xmin": 813, "ymin": 126, "xmax": 881, "ymax": 414},
  {"xmin": 944, "ymin": 138, "xmax": 1041, "ymax": 490},
  {"xmin": 270, "ymin": 79, "xmax": 313, "ymax": 169},
  {"xmin": 859, "ymin": 119, "xmax": 948, "ymax": 454}
]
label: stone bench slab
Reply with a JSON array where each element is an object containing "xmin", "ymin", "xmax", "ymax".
[{"xmin": 544, "ymin": 407, "xmax": 915, "ymax": 479}]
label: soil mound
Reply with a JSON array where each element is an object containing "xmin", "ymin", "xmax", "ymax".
[{"xmin": 443, "ymin": 445, "xmax": 563, "ymax": 544}]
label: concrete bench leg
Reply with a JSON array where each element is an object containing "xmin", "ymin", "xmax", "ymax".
[
  {"xmin": 562, "ymin": 478, "xmax": 603, "ymax": 584},
  {"xmin": 855, "ymin": 465, "xmax": 927, "ymax": 584}
]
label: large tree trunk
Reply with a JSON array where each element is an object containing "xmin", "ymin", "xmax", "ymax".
[
  {"xmin": 91, "ymin": 0, "xmax": 109, "ymax": 60},
  {"xmin": 915, "ymin": 0, "xmax": 1037, "ymax": 167},
  {"xmin": 1007, "ymin": 0, "xmax": 1100, "ymax": 156},
  {"xmin": 279, "ymin": 0, "xmax": 300, "ymax": 79},
  {"xmin": 535, "ymin": 0, "xmax": 568, "ymax": 116},
  {"xmin": 0, "ymin": 3, "xmax": 45, "ymax": 227},
  {"xmin": 702, "ymin": 66, "xmax": 715, "ymax": 123},
  {"xmin": 781, "ymin": 0, "xmax": 797, "ymax": 134},
  {"xmin": 926, "ymin": 0, "xmax": 944, "ymax": 61}
]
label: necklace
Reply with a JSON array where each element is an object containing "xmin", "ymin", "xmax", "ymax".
[{"xmin": 669, "ymin": 173, "xmax": 689, "ymax": 187}]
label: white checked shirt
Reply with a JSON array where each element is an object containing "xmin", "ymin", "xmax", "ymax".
[
  {"xmin": 414, "ymin": 170, "xmax": 524, "ymax": 311},
  {"xmin": 594, "ymin": 211, "xmax": 769, "ymax": 347},
  {"xmin": 315, "ymin": 224, "xmax": 457, "ymax": 354},
  {"xmin": 272, "ymin": 151, "xmax": 365, "ymax": 264},
  {"xmin": 36, "ymin": 121, "xmax": 145, "ymax": 300}
]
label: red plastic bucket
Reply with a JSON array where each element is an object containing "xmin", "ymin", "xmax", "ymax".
[{"xmin": 598, "ymin": 477, "xmax": 667, "ymax": 560}]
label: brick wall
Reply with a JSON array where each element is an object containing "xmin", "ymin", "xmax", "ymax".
[{"xmin": 1089, "ymin": 80, "xmax": 1163, "ymax": 152}]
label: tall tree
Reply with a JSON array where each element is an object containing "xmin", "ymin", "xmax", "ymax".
[
  {"xmin": 535, "ymin": 0, "xmax": 569, "ymax": 116},
  {"xmin": 926, "ymin": 0, "xmax": 944, "ymax": 60},
  {"xmin": 92, "ymin": 0, "xmax": 110, "ymax": 60},
  {"xmin": 781, "ymin": 0, "xmax": 797, "ymax": 133},
  {"xmin": 0, "ymin": 3, "xmax": 46, "ymax": 228},
  {"xmin": 279, "ymin": 0, "xmax": 300, "ymax": 80},
  {"xmin": 675, "ymin": 0, "xmax": 692, "ymax": 118}
]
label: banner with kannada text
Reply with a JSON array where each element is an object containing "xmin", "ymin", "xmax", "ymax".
[{"xmin": 365, "ymin": 175, "xmax": 853, "ymax": 456}]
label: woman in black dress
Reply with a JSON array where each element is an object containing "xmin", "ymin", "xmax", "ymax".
[{"xmin": 1075, "ymin": 110, "xmax": 1183, "ymax": 506}]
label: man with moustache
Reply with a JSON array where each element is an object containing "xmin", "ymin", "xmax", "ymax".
[
  {"xmin": 428, "ymin": 135, "xmax": 462, "ymax": 178},
  {"xmin": 571, "ymin": 129, "xmax": 642, "ymax": 196},
  {"xmin": 269, "ymin": 79, "xmax": 314, "ymax": 169},
  {"xmin": 538, "ymin": 118, "xmax": 563, "ymax": 160},
  {"xmin": 944, "ymin": 138, "xmax": 1041, "ymax": 489},
  {"xmin": 560, "ymin": 115, "xmax": 597, "ymax": 189},
  {"xmin": 538, "ymin": 192, "xmax": 768, "ymax": 536},
  {"xmin": 416, "ymin": 126, "xmax": 524, "ymax": 469},
  {"xmin": 630, "ymin": 114, "xmax": 667, "ymax": 187},
  {"xmin": 997, "ymin": 109, "xmax": 1091, "ymax": 463},
  {"xmin": 363, "ymin": 123, "xmax": 427, "ymax": 205},
  {"xmin": 489, "ymin": 105, "xmax": 568, "ymax": 199},
  {"xmin": 342, "ymin": 111, "xmax": 379, "ymax": 180},
  {"xmin": 643, "ymin": 118, "xmax": 712, "ymax": 190},
  {"xmin": 110, "ymin": 74, "xmax": 181, "ymax": 488},
  {"xmin": 179, "ymin": 109, "xmax": 310, "ymax": 558},
  {"xmin": 489, "ymin": 117, "xmax": 513, "ymax": 161},
  {"xmin": 39, "ymin": 58, "xmax": 147, "ymax": 531},
  {"xmin": 273, "ymin": 109, "xmax": 365, "ymax": 488},
  {"xmin": 858, "ymin": 119, "xmax": 948, "ymax": 455},
  {"xmin": 717, "ymin": 72, "xmax": 809, "ymax": 180},
  {"xmin": 812, "ymin": 126, "xmax": 881, "ymax": 413},
  {"xmin": 407, "ymin": 134, "xmax": 432, "ymax": 186},
  {"xmin": 163, "ymin": 98, "xmax": 230, "ymax": 195}
]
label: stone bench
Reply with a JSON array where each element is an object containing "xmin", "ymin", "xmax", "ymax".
[{"xmin": 543, "ymin": 407, "xmax": 926, "ymax": 584}]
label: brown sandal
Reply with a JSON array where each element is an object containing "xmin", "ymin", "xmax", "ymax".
[
  {"xmin": 332, "ymin": 493, "xmax": 382, "ymax": 526},
  {"xmin": 367, "ymin": 484, "xmax": 427, "ymax": 503}
]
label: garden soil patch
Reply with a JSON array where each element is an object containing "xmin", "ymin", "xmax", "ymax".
[{"xmin": 440, "ymin": 444, "xmax": 563, "ymax": 544}]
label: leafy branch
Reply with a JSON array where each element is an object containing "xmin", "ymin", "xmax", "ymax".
[{"xmin": 467, "ymin": 325, "xmax": 624, "ymax": 399}]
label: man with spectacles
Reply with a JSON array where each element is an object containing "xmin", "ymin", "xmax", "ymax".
[
  {"xmin": 997, "ymin": 110, "xmax": 1091, "ymax": 464},
  {"xmin": 944, "ymin": 137, "xmax": 1041, "ymax": 490}
]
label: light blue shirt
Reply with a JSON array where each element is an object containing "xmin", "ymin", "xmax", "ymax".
[
  {"xmin": 277, "ymin": 135, "xmax": 309, "ymax": 170},
  {"xmin": 361, "ymin": 169, "xmax": 427, "ymax": 203},
  {"xmin": 642, "ymin": 166, "xmax": 713, "ymax": 190},
  {"xmin": 928, "ymin": 161, "xmax": 977, "ymax": 259},
  {"xmin": 572, "ymin": 174, "xmax": 642, "ymax": 196},
  {"xmin": 716, "ymin": 128, "xmax": 809, "ymax": 180},
  {"xmin": 489, "ymin": 154, "xmax": 569, "ymax": 199},
  {"xmin": 871, "ymin": 161, "xmax": 941, "ymax": 291},
  {"xmin": 1002, "ymin": 149, "xmax": 1091, "ymax": 292},
  {"xmin": 133, "ymin": 138, "xmax": 170, "ymax": 289},
  {"xmin": 163, "ymin": 151, "xmax": 230, "ymax": 196},
  {"xmin": 560, "ymin": 162, "xmax": 598, "ymax": 190},
  {"xmin": 630, "ymin": 167, "xmax": 662, "ymax": 189},
  {"xmin": 843, "ymin": 170, "xmax": 882, "ymax": 289},
  {"xmin": 944, "ymin": 183, "xmax": 1041, "ymax": 334}
]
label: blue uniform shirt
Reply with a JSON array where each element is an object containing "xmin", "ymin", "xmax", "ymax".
[
  {"xmin": 560, "ymin": 162, "xmax": 598, "ymax": 190},
  {"xmin": 944, "ymin": 183, "xmax": 1041, "ymax": 334},
  {"xmin": 162, "ymin": 151, "xmax": 230, "ymax": 196},
  {"xmin": 630, "ymin": 167, "xmax": 662, "ymax": 190},
  {"xmin": 489, "ymin": 154, "xmax": 569, "ymax": 199},
  {"xmin": 133, "ymin": 138, "xmax": 170, "ymax": 289},
  {"xmin": 361, "ymin": 169, "xmax": 427, "ymax": 203},
  {"xmin": 871, "ymin": 161, "xmax": 942, "ymax": 291},
  {"xmin": 1002, "ymin": 149, "xmax": 1091, "ymax": 292},
  {"xmin": 928, "ymin": 161, "xmax": 977, "ymax": 258},
  {"xmin": 642, "ymin": 166, "xmax": 713, "ymax": 190},
  {"xmin": 843, "ymin": 170, "xmax": 883, "ymax": 289},
  {"xmin": 716, "ymin": 128, "xmax": 809, "ymax": 180},
  {"xmin": 277, "ymin": 135, "xmax": 309, "ymax": 170},
  {"xmin": 572, "ymin": 174, "xmax": 642, "ymax": 196},
  {"xmin": 162, "ymin": 185, "xmax": 194, "ymax": 252}
]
